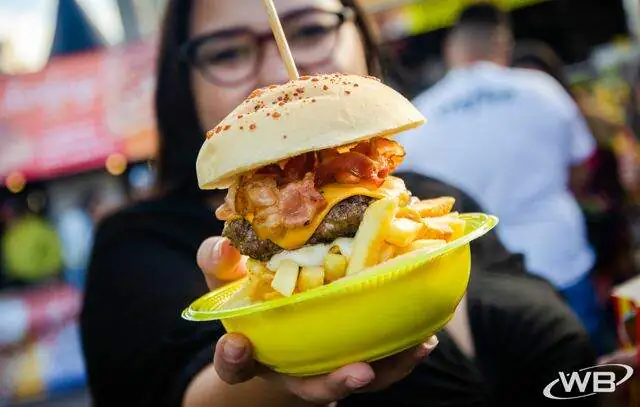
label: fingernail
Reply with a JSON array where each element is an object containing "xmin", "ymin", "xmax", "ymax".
[
  {"xmin": 223, "ymin": 338, "xmax": 245, "ymax": 362},
  {"xmin": 415, "ymin": 336, "xmax": 439, "ymax": 359},
  {"xmin": 346, "ymin": 376, "xmax": 369, "ymax": 390},
  {"xmin": 427, "ymin": 336, "xmax": 439, "ymax": 349},
  {"xmin": 211, "ymin": 238, "xmax": 227, "ymax": 260}
]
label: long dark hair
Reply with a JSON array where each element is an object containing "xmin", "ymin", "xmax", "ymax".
[{"xmin": 154, "ymin": 0, "xmax": 383, "ymax": 196}]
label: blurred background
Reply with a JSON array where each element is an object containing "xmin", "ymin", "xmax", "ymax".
[{"xmin": 0, "ymin": 0, "xmax": 639, "ymax": 405}]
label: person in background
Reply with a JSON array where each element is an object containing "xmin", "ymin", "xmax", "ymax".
[
  {"xmin": 81, "ymin": 2, "xmax": 437, "ymax": 406},
  {"xmin": 397, "ymin": 4, "xmax": 608, "ymax": 353},
  {"xmin": 513, "ymin": 40, "xmax": 638, "ymax": 288},
  {"xmin": 55, "ymin": 192, "xmax": 96, "ymax": 289},
  {"xmin": 81, "ymin": 1, "xmax": 596, "ymax": 406}
]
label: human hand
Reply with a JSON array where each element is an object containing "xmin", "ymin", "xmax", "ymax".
[{"xmin": 197, "ymin": 237, "xmax": 438, "ymax": 404}]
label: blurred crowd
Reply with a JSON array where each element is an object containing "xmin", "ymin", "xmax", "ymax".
[{"xmin": 3, "ymin": 0, "xmax": 640, "ymax": 406}]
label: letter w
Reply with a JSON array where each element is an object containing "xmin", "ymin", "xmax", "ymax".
[{"xmin": 559, "ymin": 372, "xmax": 591, "ymax": 393}]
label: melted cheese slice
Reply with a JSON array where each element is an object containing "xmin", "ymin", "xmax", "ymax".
[{"xmin": 246, "ymin": 177, "xmax": 406, "ymax": 250}]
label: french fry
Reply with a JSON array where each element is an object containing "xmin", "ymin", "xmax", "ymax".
[
  {"xmin": 324, "ymin": 253, "xmax": 347, "ymax": 282},
  {"xmin": 397, "ymin": 239, "xmax": 447, "ymax": 255},
  {"xmin": 346, "ymin": 198, "xmax": 398, "ymax": 275},
  {"xmin": 421, "ymin": 217, "xmax": 454, "ymax": 241},
  {"xmin": 297, "ymin": 267, "xmax": 325, "ymax": 292},
  {"xmin": 399, "ymin": 191, "xmax": 412, "ymax": 207},
  {"xmin": 411, "ymin": 197, "xmax": 456, "ymax": 218},
  {"xmin": 422, "ymin": 214, "xmax": 466, "ymax": 242},
  {"xmin": 271, "ymin": 260, "xmax": 299, "ymax": 297},
  {"xmin": 446, "ymin": 216, "xmax": 466, "ymax": 241},
  {"xmin": 246, "ymin": 258, "xmax": 267, "ymax": 276},
  {"xmin": 385, "ymin": 218, "xmax": 423, "ymax": 247},
  {"xmin": 395, "ymin": 206, "xmax": 422, "ymax": 222},
  {"xmin": 378, "ymin": 243, "xmax": 396, "ymax": 263},
  {"xmin": 263, "ymin": 291, "xmax": 285, "ymax": 301},
  {"xmin": 220, "ymin": 280, "xmax": 255, "ymax": 309},
  {"xmin": 248, "ymin": 273, "xmax": 276, "ymax": 301}
]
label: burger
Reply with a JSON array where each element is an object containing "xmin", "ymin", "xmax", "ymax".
[{"xmin": 196, "ymin": 73, "xmax": 461, "ymax": 302}]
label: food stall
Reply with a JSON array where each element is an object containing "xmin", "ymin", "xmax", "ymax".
[
  {"xmin": 360, "ymin": 0, "xmax": 630, "ymax": 96},
  {"xmin": 0, "ymin": 38, "xmax": 157, "ymax": 404}
]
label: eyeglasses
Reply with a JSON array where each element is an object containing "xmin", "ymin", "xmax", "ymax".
[{"xmin": 180, "ymin": 7, "xmax": 354, "ymax": 87}]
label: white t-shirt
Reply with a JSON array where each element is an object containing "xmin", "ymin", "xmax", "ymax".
[{"xmin": 398, "ymin": 62, "xmax": 596, "ymax": 289}]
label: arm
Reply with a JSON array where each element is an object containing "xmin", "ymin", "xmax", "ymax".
[
  {"xmin": 184, "ymin": 366, "xmax": 311, "ymax": 407},
  {"xmin": 570, "ymin": 158, "xmax": 592, "ymax": 198},
  {"xmin": 557, "ymin": 86, "xmax": 597, "ymax": 195}
]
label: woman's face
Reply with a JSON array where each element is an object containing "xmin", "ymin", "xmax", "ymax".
[{"xmin": 189, "ymin": 0, "xmax": 368, "ymax": 131}]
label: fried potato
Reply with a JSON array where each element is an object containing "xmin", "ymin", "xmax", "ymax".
[
  {"xmin": 411, "ymin": 197, "xmax": 456, "ymax": 218},
  {"xmin": 395, "ymin": 206, "xmax": 422, "ymax": 222},
  {"xmin": 421, "ymin": 214, "xmax": 466, "ymax": 242},
  {"xmin": 399, "ymin": 192, "xmax": 412, "ymax": 207},
  {"xmin": 271, "ymin": 260, "xmax": 299, "ymax": 297},
  {"xmin": 297, "ymin": 266, "xmax": 325, "ymax": 292},
  {"xmin": 378, "ymin": 243, "xmax": 397, "ymax": 263},
  {"xmin": 220, "ymin": 281, "xmax": 255, "ymax": 309},
  {"xmin": 421, "ymin": 217, "xmax": 454, "ymax": 241},
  {"xmin": 249, "ymin": 273, "xmax": 276, "ymax": 301},
  {"xmin": 385, "ymin": 218, "xmax": 423, "ymax": 247},
  {"xmin": 324, "ymin": 253, "xmax": 347, "ymax": 283},
  {"xmin": 397, "ymin": 239, "xmax": 447, "ymax": 255},
  {"xmin": 346, "ymin": 198, "xmax": 398, "ymax": 275},
  {"xmin": 246, "ymin": 258, "xmax": 267, "ymax": 277},
  {"xmin": 446, "ymin": 216, "xmax": 466, "ymax": 241},
  {"xmin": 263, "ymin": 291, "xmax": 285, "ymax": 301}
]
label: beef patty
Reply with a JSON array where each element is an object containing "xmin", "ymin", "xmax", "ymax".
[{"xmin": 223, "ymin": 195, "xmax": 374, "ymax": 261}]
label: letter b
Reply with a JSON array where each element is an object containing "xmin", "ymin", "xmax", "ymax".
[{"xmin": 593, "ymin": 372, "xmax": 616, "ymax": 393}]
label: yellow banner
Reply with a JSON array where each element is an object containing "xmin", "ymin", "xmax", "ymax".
[{"xmin": 393, "ymin": 0, "xmax": 552, "ymax": 36}]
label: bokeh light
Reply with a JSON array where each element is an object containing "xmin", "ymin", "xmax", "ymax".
[
  {"xmin": 6, "ymin": 171, "xmax": 26, "ymax": 194},
  {"xmin": 105, "ymin": 153, "xmax": 128, "ymax": 176}
]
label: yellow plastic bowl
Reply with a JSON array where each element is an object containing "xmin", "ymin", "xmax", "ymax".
[{"xmin": 183, "ymin": 213, "xmax": 498, "ymax": 376}]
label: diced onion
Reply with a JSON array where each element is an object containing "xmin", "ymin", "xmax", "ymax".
[
  {"xmin": 267, "ymin": 238, "xmax": 354, "ymax": 271},
  {"xmin": 332, "ymin": 238, "xmax": 354, "ymax": 259}
]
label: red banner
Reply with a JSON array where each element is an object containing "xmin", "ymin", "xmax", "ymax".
[{"xmin": 0, "ymin": 40, "xmax": 158, "ymax": 184}]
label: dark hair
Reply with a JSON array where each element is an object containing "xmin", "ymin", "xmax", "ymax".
[
  {"xmin": 456, "ymin": 3, "xmax": 511, "ymax": 30},
  {"xmin": 512, "ymin": 40, "xmax": 573, "ymax": 96},
  {"xmin": 154, "ymin": 0, "xmax": 383, "ymax": 196}
]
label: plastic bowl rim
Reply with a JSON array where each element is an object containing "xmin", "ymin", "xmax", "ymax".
[{"xmin": 182, "ymin": 212, "xmax": 498, "ymax": 322}]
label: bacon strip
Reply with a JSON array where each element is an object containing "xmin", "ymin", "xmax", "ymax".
[
  {"xmin": 253, "ymin": 204, "xmax": 284, "ymax": 238},
  {"xmin": 216, "ymin": 182, "xmax": 239, "ymax": 221},
  {"xmin": 315, "ymin": 152, "xmax": 382, "ymax": 187},
  {"xmin": 215, "ymin": 203, "xmax": 235, "ymax": 221},
  {"xmin": 279, "ymin": 172, "xmax": 327, "ymax": 228},
  {"xmin": 214, "ymin": 137, "xmax": 405, "ymax": 227},
  {"xmin": 246, "ymin": 177, "xmax": 278, "ymax": 207},
  {"xmin": 283, "ymin": 152, "xmax": 316, "ymax": 182}
]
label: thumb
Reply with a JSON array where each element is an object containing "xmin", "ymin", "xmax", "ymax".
[
  {"xmin": 197, "ymin": 237, "xmax": 246, "ymax": 288},
  {"xmin": 214, "ymin": 333, "xmax": 257, "ymax": 384}
]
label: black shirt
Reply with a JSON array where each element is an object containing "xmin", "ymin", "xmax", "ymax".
[
  {"xmin": 81, "ymin": 192, "xmax": 225, "ymax": 406},
  {"xmin": 342, "ymin": 271, "xmax": 597, "ymax": 407},
  {"xmin": 81, "ymin": 176, "xmax": 596, "ymax": 406}
]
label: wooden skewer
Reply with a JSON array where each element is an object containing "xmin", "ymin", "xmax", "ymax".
[{"xmin": 261, "ymin": 0, "xmax": 299, "ymax": 80}]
